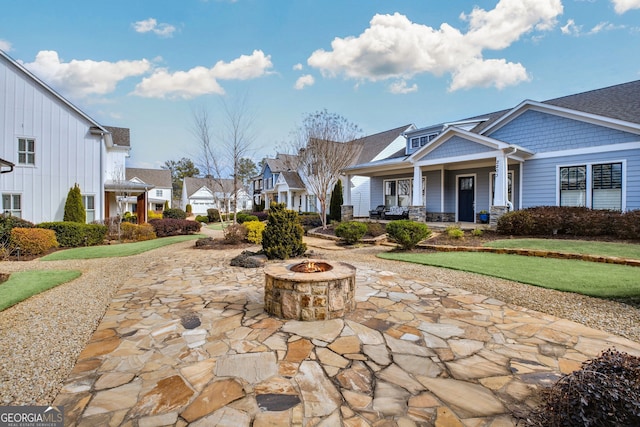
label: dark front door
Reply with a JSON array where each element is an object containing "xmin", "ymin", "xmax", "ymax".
[{"xmin": 458, "ymin": 176, "xmax": 474, "ymax": 222}]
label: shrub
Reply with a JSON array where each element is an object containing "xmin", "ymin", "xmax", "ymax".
[
  {"xmin": 245, "ymin": 221, "xmax": 266, "ymax": 244},
  {"xmin": 10, "ymin": 228, "xmax": 59, "ymax": 256},
  {"xmin": 121, "ymin": 211, "xmax": 137, "ymax": 223},
  {"xmin": 365, "ymin": 221, "xmax": 386, "ymax": 237},
  {"xmin": 223, "ymin": 223, "xmax": 248, "ymax": 244},
  {"xmin": 496, "ymin": 209, "xmax": 535, "ymax": 235},
  {"xmin": 471, "ymin": 228, "xmax": 484, "ymax": 237},
  {"xmin": 329, "ymin": 180, "xmax": 343, "ymax": 222},
  {"xmin": 335, "ymin": 221, "xmax": 368, "ymax": 245},
  {"xmin": 63, "ymin": 183, "xmax": 85, "ymax": 223},
  {"xmin": 386, "ymin": 220, "xmax": 431, "ymax": 250},
  {"xmin": 120, "ymin": 222, "xmax": 156, "ymax": 242},
  {"xmin": 614, "ymin": 209, "xmax": 640, "ymax": 240},
  {"xmin": 148, "ymin": 210, "xmax": 163, "ymax": 220},
  {"xmin": 262, "ymin": 203, "xmax": 306, "ymax": 260},
  {"xmin": 522, "ymin": 348, "xmax": 640, "ymax": 426},
  {"xmin": 0, "ymin": 216, "xmax": 35, "ymax": 248},
  {"xmin": 163, "ymin": 208, "xmax": 187, "ymax": 220},
  {"xmin": 236, "ymin": 212, "xmax": 259, "ymax": 224},
  {"xmin": 38, "ymin": 222, "xmax": 107, "ymax": 247},
  {"xmin": 149, "ymin": 219, "xmax": 201, "ymax": 237},
  {"xmin": 446, "ymin": 225, "xmax": 464, "ymax": 239},
  {"xmin": 195, "ymin": 215, "xmax": 209, "ymax": 223},
  {"xmin": 185, "ymin": 204, "xmax": 192, "ymax": 214},
  {"xmin": 298, "ymin": 213, "xmax": 323, "ymax": 231},
  {"xmin": 207, "ymin": 209, "xmax": 221, "ymax": 223}
]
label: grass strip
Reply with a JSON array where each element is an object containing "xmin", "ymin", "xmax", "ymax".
[
  {"xmin": 379, "ymin": 251, "xmax": 640, "ymax": 299},
  {"xmin": 0, "ymin": 270, "xmax": 81, "ymax": 311},
  {"xmin": 483, "ymin": 238, "xmax": 640, "ymax": 260},
  {"xmin": 40, "ymin": 234, "xmax": 202, "ymax": 261}
]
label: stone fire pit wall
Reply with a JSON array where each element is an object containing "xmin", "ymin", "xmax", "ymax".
[{"xmin": 264, "ymin": 260, "xmax": 356, "ymax": 321}]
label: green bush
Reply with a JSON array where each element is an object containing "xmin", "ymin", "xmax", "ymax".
[
  {"xmin": 471, "ymin": 228, "xmax": 484, "ymax": 237},
  {"xmin": 386, "ymin": 220, "xmax": 431, "ymax": 250},
  {"xmin": 262, "ymin": 203, "xmax": 306, "ymax": 259},
  {"xmin": 298, "ymin": 213, "xmax": 323, "ymax": 231},
  {"xmin": 186, "ymin": 204, "xmax": 192, "ymax": 214},
  {"xmin": 245, "ymin": 221, "xmax": 266, "ymax": 244},
  {"xmin": 63, "ymin": 183, "xmax": 85, "ymax": 223},
  {"xmin": 10, "ymin": 228, "xmax": 59, "ymax": 256},
  {"xmin": 0, "ymin": 216, "xmax": 35, "ymax": 248},
  {"xmin": 163, "ymin": 208, "xmax": 187, "ymax": 220},
  {"xmin": 335, "ymin": 221, "xmax": 368, "ymax": 245},
  {"xmin": 236, "ymin": 212, "xmax": 259, "ymax": 224},
  {"xmin": 38, "ymin": 222, "xmax": 107, "ymax": 247},
  {"xmin": 207, "ymin": 209, "xmax": 221, "ymax": 222},
  {"xmin": 148, "ymin": 219, "xmax": 201, "ymax": 237},
  {"xmin": 496, "ymin": 210, "xmax": 535, "ymax": 235},
  {"xmin": 446, "ymin": 225, "xmax": 464, "ymax": 239},
  {"xmin": 329, "ymin": 180, "xmax": 343, "ymax": 222},
  {"xmin": 195, "ymin": 215, "xmax": 209, "ymax": 223},
  {"xmin": 120, "ymin": 222, "xmax": 156, "ymax": 242}
]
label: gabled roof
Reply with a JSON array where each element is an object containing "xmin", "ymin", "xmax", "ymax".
[
  {"xmin": 350, "ymin": 124, "xmax": 414, "ymax": 164},
  {"xmin": 263, "ymin": 153, "xmax": 297, "ymax": 174},
  {"xmin": 278, "ymin": 171, "xmax": 305, "ymax": 189},
  {"xmin": 126, "ymin": 168, "xmax": 172, "ymax": 188},
  {"xmin": 105, "ymin": 127, "xmax": 131, "ymax": 148},
  {"xmin": 184, "ymin": 177, "xmax": 234, "ymax": 198}
]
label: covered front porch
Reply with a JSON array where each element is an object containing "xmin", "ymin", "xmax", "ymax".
[{"xmin": 104, "ymin": 180, "xmax": 154, "ymax": 224}]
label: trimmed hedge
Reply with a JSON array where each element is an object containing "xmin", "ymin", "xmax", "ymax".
[
  {"xmin": 335, "ymin": 221, "xmax": 368, "ymax": 245},
  {"xmin": 162, "ymin": 208, "xmax": 187, "ymax": 220},
  {"xmin": 120, "ymin": 222, "xmax": 156, "ymax": 242},
  {"xmin": 497, "ymin": 206, "xmax": 640, "ymax": 239},
  {"xmin": 0, "ymin": 216, "xmax": 35, "ymax": 247},
  {"xmin": 38, "ymin": 222, "xmax": 107, "ymax": 247},
  {"xmin": 10, "ymin": 228, "xmax": 59, "ymax": 256},
  {"xmin": 236, "ymin": 212, "xmax": 259, "ymax": 224},
  {"xmin": 149, "ymin": 218, "xmax": 201, "ymax": 237},
  {"xmin": 195, "ymin": 215, "xmax": 209, "ymax": 223},
  {"xmin": 386, "ymin": 220, "xmax": 431, "ymax": 250}
]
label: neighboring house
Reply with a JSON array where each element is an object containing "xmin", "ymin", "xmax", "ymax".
[
  {"xmin": 0, "ymin": 49, "xmax": 136, "ymax": 224},
  {"xmin": 345, "ymin": 80, "xmax": 640, "ymax": 224},
  {"xmin": 124, "ymin": 168, "xmax": 173, "ymax": 214},
  {"xmin": 182, "ymin": 177, "xmax": 251, "ymax": 215}
]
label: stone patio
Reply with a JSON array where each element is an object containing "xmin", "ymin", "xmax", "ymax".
[{"xmin": 53, "ymin": 240, "xmax": 640, "ymax": 426}]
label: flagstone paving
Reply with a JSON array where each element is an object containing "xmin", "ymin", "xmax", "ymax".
[{"xmin": 53, "ymin": 243, "xmax": 640, "ymax": 426}]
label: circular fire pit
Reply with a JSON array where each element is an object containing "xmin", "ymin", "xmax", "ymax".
[{"xmin": 264, "ymin": 259, "xmax": 356, "ymax": 321}]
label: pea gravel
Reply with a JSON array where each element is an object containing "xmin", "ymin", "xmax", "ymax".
[{"xmin": 1, "ymin": 236, "xmax": 638, "ymax": 406}]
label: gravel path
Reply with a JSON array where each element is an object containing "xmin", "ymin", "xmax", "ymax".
[{"xmin": 1, "ymin": 236, "xmax": 638, "ymax": 406}]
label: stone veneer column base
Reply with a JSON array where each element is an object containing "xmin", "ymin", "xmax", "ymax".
[
  {"xmin": 489, "ymin": 206, "xmax": 509, "ymax": 228},
  {"xmin": 341, "ymin": 205, "xmax": 354, "ymax": 222},
  {"xmin": 408, "ymin": 206, "xmax": 426, "ymax": 222}
]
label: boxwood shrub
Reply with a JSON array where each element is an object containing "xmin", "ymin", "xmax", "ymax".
[
  {"xmin": 386, "ymin": 220, "xmax": 431, "ymax": 250},
  {"xmin": 38, "ymin": 222, "xmax": 107, "ymax": 247},
  {"xmin": 335, "ymin": 221, "xmax": 368, "ymax": 245},
  {"xmin": 149, "ymin": 218, "xmax": 201, "ymax": 237},
  {"xmin": 162, "ymin": 208, "xmax": 187, "ymax": 220}
]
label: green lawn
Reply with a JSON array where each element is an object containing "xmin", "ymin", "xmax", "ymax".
[
  {"xmin": 483, "ymin": 238, "xmax": 640, "ymax": 260},
  {"xmin": 206, "ymin": 221, "xmax": 233, "ymax": 231},
  {"xmin": 0, "ymin": 270, "xmax": 81, "ymax": 311},
  {"xmin": 40, "ymin": 234, "xmax": 202, "ymax": 261},
  {"xmin": 379, "ymin": 251, "xmax": 640, "ymax": 299}
]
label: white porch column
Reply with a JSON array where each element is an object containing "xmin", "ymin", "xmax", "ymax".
[
  {"xmin": 412, "ymin": 165, "xmax": 422, "ymax": 206},
  {"xmin": 287, "ymin": 191, "xmax": 292, "ymax": 209},
  {"xmin": 344, "ymin": 176, "xmax": 352, "ymax": 205},
  {"xmin": 494, "ymin": 150, "xmax": 509, "ymax": 207}
]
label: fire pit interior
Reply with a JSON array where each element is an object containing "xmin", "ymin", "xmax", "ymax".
[{"xmin": 264, "ymin": 259, "xmax": 356, "ymax": 321}]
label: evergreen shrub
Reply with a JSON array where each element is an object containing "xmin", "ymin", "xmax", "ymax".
[
  {"xmin": 10, "ymin": 228, "xmax": 59, "ymax": 256},
  {"xmin": 0, "ymin": 216, "xmax": 35, "ymax": 248},
  {"xmin": 262, "ymin": 203, "xmax": 306, "ymax": 259},
  {"xmin": 149, "ymin": 219, "xmax": 201, "ymax": 237},
  {"xmin": 185, "ymin": 204, "xmax": 192, "ymax": 214},
  {"xmin": 329, "ymin": 180, "xmax": 343, "ymax": 222},
  {"xmin": 63, "ymin": 184, "xmax": 86, "ymax": 223},
  {"xmin": 386, "ymin": 220, "xmax": 431, "ymax": 250},
  {"xmin": 195, "ymin": 215, "xmax": 209, "ymax": 223},
  {"xmin": 446, "ymin": 225, "xmax": 464, "ymax": 239},
  {"xmin": 207, "ymin": 209, "xmax": 221, "ymax": 222},
  {"xmin": 162, "ymin": 208, "xmax": 187, "ymax": 220},
  {"xmin": 236, "ymin": 212, "xmax": 259, "ymax": 224},
  {"xmin": 335, "ymin": 221, "xmax": 367, "ymax": 244},
  {"xmin": 120, "ymin": 222, "xmax": 156, "ymax": 241},
  {"xmin": 38, "ymin": 222, "xmax": 107, "ymax": 247},
  {"xmin": 245, "ymin": 221, "xmax": 266, "ymax": 244}
]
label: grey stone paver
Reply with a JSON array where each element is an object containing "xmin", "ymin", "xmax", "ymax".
[{"xmin": 53, "ymin": 242, "xmax": 640, "ymax": 426}]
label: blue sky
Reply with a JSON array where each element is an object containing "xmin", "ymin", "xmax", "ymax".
[{"xmin": 2, "ymin": 0, "xmax": 639, "ymax": 170}]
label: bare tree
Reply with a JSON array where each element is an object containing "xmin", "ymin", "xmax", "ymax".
[{"xmin": 287, "ymin": 109, "xmax": 362, "ymax": 228}]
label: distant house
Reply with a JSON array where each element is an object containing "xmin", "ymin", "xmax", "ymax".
[
  {"xmin": 345, "ymin": 80, "xmax": 640, "ymax": 224},
  {"xmin": 0, "ymin": 49, "xmax": 135, "ymax": 224},
  {"xmin": 124, "ymin": 168, "xmax": 172, "ymax": 215},
  {"xmin": 182, "ymin": 177, "xmax": 251, "ymax": 215}
]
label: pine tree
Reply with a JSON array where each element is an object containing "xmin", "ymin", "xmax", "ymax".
[
  {"xmin": 63, "ymin": 183, "xmax": 86, "ymax": 223},
  {"xmin": 329, "ymin": 179, "xmax": 343, "ymax": 222}
]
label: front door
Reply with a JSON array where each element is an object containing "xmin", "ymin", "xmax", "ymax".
[{"xmin": 458, "ymin": 176, "xmax": 475, "ymax": 222}]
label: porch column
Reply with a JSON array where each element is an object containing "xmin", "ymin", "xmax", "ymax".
[
  {"xmin": 412, "ymin": 165, "xmax": 422, "ymax": 206},
  {"xmin": 343, "ymin": 175, "xmax": 352, "ymax": 205},
  {"xmin": 494, "ymin": 151, "xmax": 509, "ymax": 207}
]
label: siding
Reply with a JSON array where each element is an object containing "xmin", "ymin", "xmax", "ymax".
[
  {"xmin": 489, "ymin": 110, "xmax": 639, "ymax": 152},
  {"xmin": 419, "ymin": 136, "xmax": 494, "ymax": 161},
  {"xmin": 424, "ymin": 170, "xmax": 441, "ymax": 212},
  {"xmin": 1, "ymin": 56, "xmax": 103, "ymax": 223}
]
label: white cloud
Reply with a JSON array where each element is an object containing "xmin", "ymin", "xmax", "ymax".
[
  {"xmin": 611, "ymin": 0, "xmax": 640, "ymax": 14},
  {"xmin": 21, "ymin": 50, "xmax": 151, "ymax": 98},
  {"xmin": 133, "ymin": 18, "xmax": 177, "ymax": 37},
  {"xmin": 307, "ymin": 0, "xmax": 562, "ymax": 91},
  {"xmin": 133, "ymin": 50, "xmax": 273, "ymax": 98},
  {"xmin": 589, "ymin": 21, "xmax": 625, "ymax": 34},
  {"xmin": 293, "ymin": 63, "xmax": 303, "ymax": 71},
  {"xmin": 388, "ymin": 80, "xmax": 418, "ymax": 94},
  {"xmin": 0, "ymin": 39, "xmax": 12, "ymax": 52},
  {"xmin": 294, "ymin": 74, "xmax": 314, "ymax": 90},
  {"xmin": 561, "ymin": 19, "xmax": 582, "ymax": 35}
]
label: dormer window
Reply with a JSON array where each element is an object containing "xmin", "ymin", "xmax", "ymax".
[{"xmin": 410, "ymin": 133, "xmax": 438, "ymax": 149}]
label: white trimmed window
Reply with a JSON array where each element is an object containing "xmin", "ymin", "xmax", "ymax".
[
  {"xmin": 384, "ymin": 178, "xmax": 425, "ymax": 207},
  {"xmin": 18, "ymin": 138, "xmax": 35, "ymax": 165},
  {"xmin": 559, "ymin": 162, "xmax": 622, "ymax": 210},
  {"xmin": 2, "ymin": 194, "xmax": 22, "ymax": 217},
  {"xmin": 82, "ymin": 195, "xmax": 95, "ymax": 223},
  {"xmin": 155, "ymin": 189, "xmax": 163, "ymax": 197}
]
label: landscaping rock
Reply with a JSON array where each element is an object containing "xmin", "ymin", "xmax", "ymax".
[{"xmin": 230, "ymin": 251, "xmax": 267, "ymax": 268}]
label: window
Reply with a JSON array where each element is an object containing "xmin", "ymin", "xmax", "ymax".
[
  {"xmin": 384, "ymin": 180, "xmax": 396, "ymax": 207},
  {"xmin": 592, "ymin": 163, "xmax": 622, "ymax": 210},
  {"xmin": 2, "ymin": 194, "xmax": 21, "ymax": 217},
  {"xmin": 155, "ymin": 189, "xmax": 163, "ymax": 197},
  {"xmin": 384, "ymin": 178, "xmax": 425, "ymax": 207},
  {"xmin": 82, "ymin": 195, "xmax": 95, "ymax": 223},
  {"xmin": 18, "ymin": 138, "xmax": 35, "ymax": 165},
  {"xmin": 411, "ymin": 138, "xmax": 419, "ymax": 149},
  {"xmin": 560, "ymin": 165, "xmax": 586, "ymax": 207}
]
